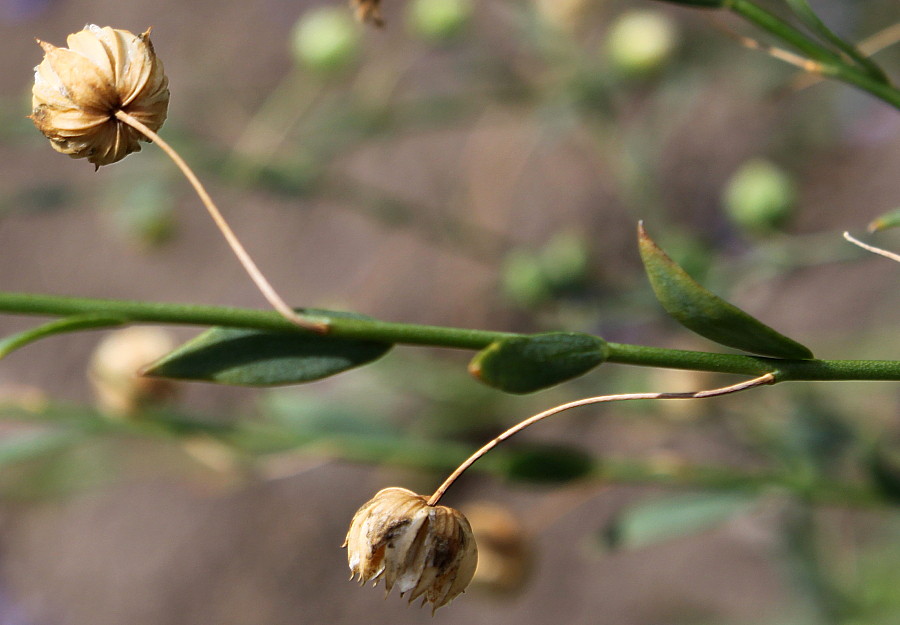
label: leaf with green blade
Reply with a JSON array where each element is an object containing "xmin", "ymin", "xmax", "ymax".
[
  {"xmin": 499, "ymin": 443, "xmax": 595, "ymax": 484},
  {"xmin": 868, "ymin": 209, "xmax": 900, "ymax": 233},
  {"xmin": 0, "ymin": 315, "xmax": 126, "ymax": 360},
  {"xmin": 144, "ymin": 311, "xmax": 392, "ymax": 386},
  {"xmin": 469, "ymin": 332, "xmax": 608, "ymax": 394},
  {"xmin": 784, "ymin": 0, "xmax": 888, "ymax": 83},
  {"xmin": 0, "ymin": 428, "xmax": 85, "ymax": 468},
  {"xmin": 638, "ymin": 223, "xmax": 813, "ymax": 359},
  {"xmin": 602, "ymin": 492, "xmax": 756, "ymax": 550}
]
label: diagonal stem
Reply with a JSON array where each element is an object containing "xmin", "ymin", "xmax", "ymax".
[
  {"xmin": 114, "ymin": 111, "xmax": 327, "ymax": 334},
  {"xmin": 426, "ymin": 373, "xmax": 776, "ymax": 506}
]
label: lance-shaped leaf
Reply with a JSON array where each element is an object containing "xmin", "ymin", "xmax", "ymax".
[
  {"xmin": 144, "ymin": 311, "xmax": 392, "ymax": 386},
  {"xmin": 499, "ymin": 442, "xmax": 595, "ymax": 484},
  {"xmin": 469, "ymin": 332, "xmax": 609, "ymax": 394},
  {"xmin": 0, "ymin": 429, "xmax": 84, "ymax": 466},
  {"xmin": 601, "ymin": 492, "xmax": 756, "ymax": 550},
  {"xmin": 638, "ymin": 223, "xmax": 813, "ymax": 359},
  {"xmin": 868, "ymin": 208, "xmax": 900, "ymax": 233},
  {"xmin": 784, "ymin": 0, "xmax": 888, "ymax": 83}
]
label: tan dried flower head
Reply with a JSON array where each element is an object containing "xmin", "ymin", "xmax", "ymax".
[
  {"xmin": 344, "ymin": 487, "xmax": 478, "ymax": 612},
  {"xmin": 88, "ymin": 326, "xmax": 176, "ymax": 417},
  {"xmin": 31, "ymin": 24, "xmax": 169, "ymax": 168},
  {"xmin": 351, "ymin": 0, "xmax": 384, "ymax": 27}
]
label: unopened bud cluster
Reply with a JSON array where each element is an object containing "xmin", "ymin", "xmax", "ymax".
[
  {"xmin": 344, "ymin": 487, "xmax": 478, "ymax": 611},
  {"xmin": 31, "ymin": 25, "xmax": 169, "ymax": 167}
]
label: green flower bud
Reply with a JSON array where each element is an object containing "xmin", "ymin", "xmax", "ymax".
[
  {"xmin": 723, "ymin": 159, "xmax": 797, "ymax": 234},
  {"xmin": 407, "ymin": 0, "xmax": 473, "ymax": 43},
  {"xmin": 501, "ymin": 250, "xmax": 552, "ymax": 308},
  {"xmin": 606, "ymin": 10, "xmax": 679, "ymax": 76},
  {"xmin": 291, "ymin": 7, "xmax": 361, "ymax": 74},
  {"xmin": 539, "ymin": 231, "xmax": 589, "ymax": 291}
]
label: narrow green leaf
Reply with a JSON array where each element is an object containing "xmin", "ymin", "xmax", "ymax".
[
  {"xmin": 784, "ymin": 0, "xmax": 888, "ymax": 83},
  {"xmin": 638, "ymin": 223, "xmax": 813, "ymax": 359},
  {"xmin": 469, "ymin": 332, "xmax": 609, "ymax": 394},
  {"xmin": 0, "ymin": 315, "xmax": 126, "ymax": 360},
  {"xmin": 602, "ymin": 492, "xmax": 756, "ymax": 550},
  {"xmin": 144, "ymin": 311, "xmax": 392, "ymax": 386},
  {"xmin": 499, "ymin": 443, "xmax": 595, "ymax": 484},
  {"xmin": 0, "ymin": 429, "xmax": 82, "ymax": 466},
  {"xmin": 868, "ymin": 209, "xmax": 900, "ymax": 233}
]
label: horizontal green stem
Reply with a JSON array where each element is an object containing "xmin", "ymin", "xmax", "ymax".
[
  {"xmin": 0, "ymin": 291, "xmax": 898, "ymax": 381},
  {"xmin": 606, "ymin": 343, "xmax": 900, "ymax": 381}
]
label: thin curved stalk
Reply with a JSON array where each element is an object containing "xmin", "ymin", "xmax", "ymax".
[
  {"xmin": 115, "ymin": 111, "xmax": 327, "ymax": 333},
  {"xmin": 427, "ymin": 373, "xmax": 776, "ymax": 505}
]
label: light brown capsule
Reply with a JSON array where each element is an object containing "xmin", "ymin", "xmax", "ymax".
[
  {"xmin": 343, "ymin": 487, "xmax": 478, "ymax": 612},
  {"xmin": 88, "ymin": 326, "xmax": 176, "ymax": 417},
  {"xmin": 463, "ymin": 502, "xmax": 532, "ymax": 594},
  {"xmin": 30, "ymin": 25, "xmax": 169, "ymax": 168}
]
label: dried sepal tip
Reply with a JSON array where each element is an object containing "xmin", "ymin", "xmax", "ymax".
[
  {"xmin": 351, "ymin": 0, "xmax": 384, "ymax": 27},
  {"xmin": 344, "ymin": 487, "xmax": 478, "ymax": 612}
]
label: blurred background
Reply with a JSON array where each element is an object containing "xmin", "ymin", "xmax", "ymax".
[{"xmin": 0, "ymin": 0, "xmax": 899, "ymax": 623}]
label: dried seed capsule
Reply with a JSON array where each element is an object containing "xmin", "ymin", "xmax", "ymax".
[
  {"xmin": 344, "ymin": 487, "xmax": 478, "ymax": 611},
  {"xmin": 463, "ymin": 502, "xmax": 532, "ymax": 594},
  {"xmin": 31, "ymin": 25, "xmax": 169, "ymax": 167},
  {"xmin": 89, "ymin": 326, "xmax": 176, "ymax": 417}
]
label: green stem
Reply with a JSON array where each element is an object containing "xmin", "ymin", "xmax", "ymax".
[{"xmin": 1, "ymin": 291, "xmax": 898, "ymax": 381}]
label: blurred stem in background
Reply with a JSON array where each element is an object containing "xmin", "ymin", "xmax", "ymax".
[
  {"xmin": 657, "ymin": 0, "xmax": 900, "ymax": 108},
  {"xmin": 0, "ymin": 399, "xmax": 893, "ymax": 509}
]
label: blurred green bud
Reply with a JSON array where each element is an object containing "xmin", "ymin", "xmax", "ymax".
[
  {"xmin": 501, "ymin": 250, "xmax": 552, "ymax": 308},
  {"xmin": 539, "ymin": 231, "xmax": 589, "ymax": 291},
  {"xmin": 606, "ymin": 10, "xmax": 679, "ymax": 76},
  {"xmin": 407, "ymin": 0, "xmax": 473, "ymax": 43},
  {"xmin": 723, "ymin": 159, "xmax": 797, "ymax": 234},
  {"xmin": 291, "ymin": 7, "xmax": 361, "ymax": 74},
  {"xmin": 111, "ymin": 178, "xmax": 175, "ymax": 248}
]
